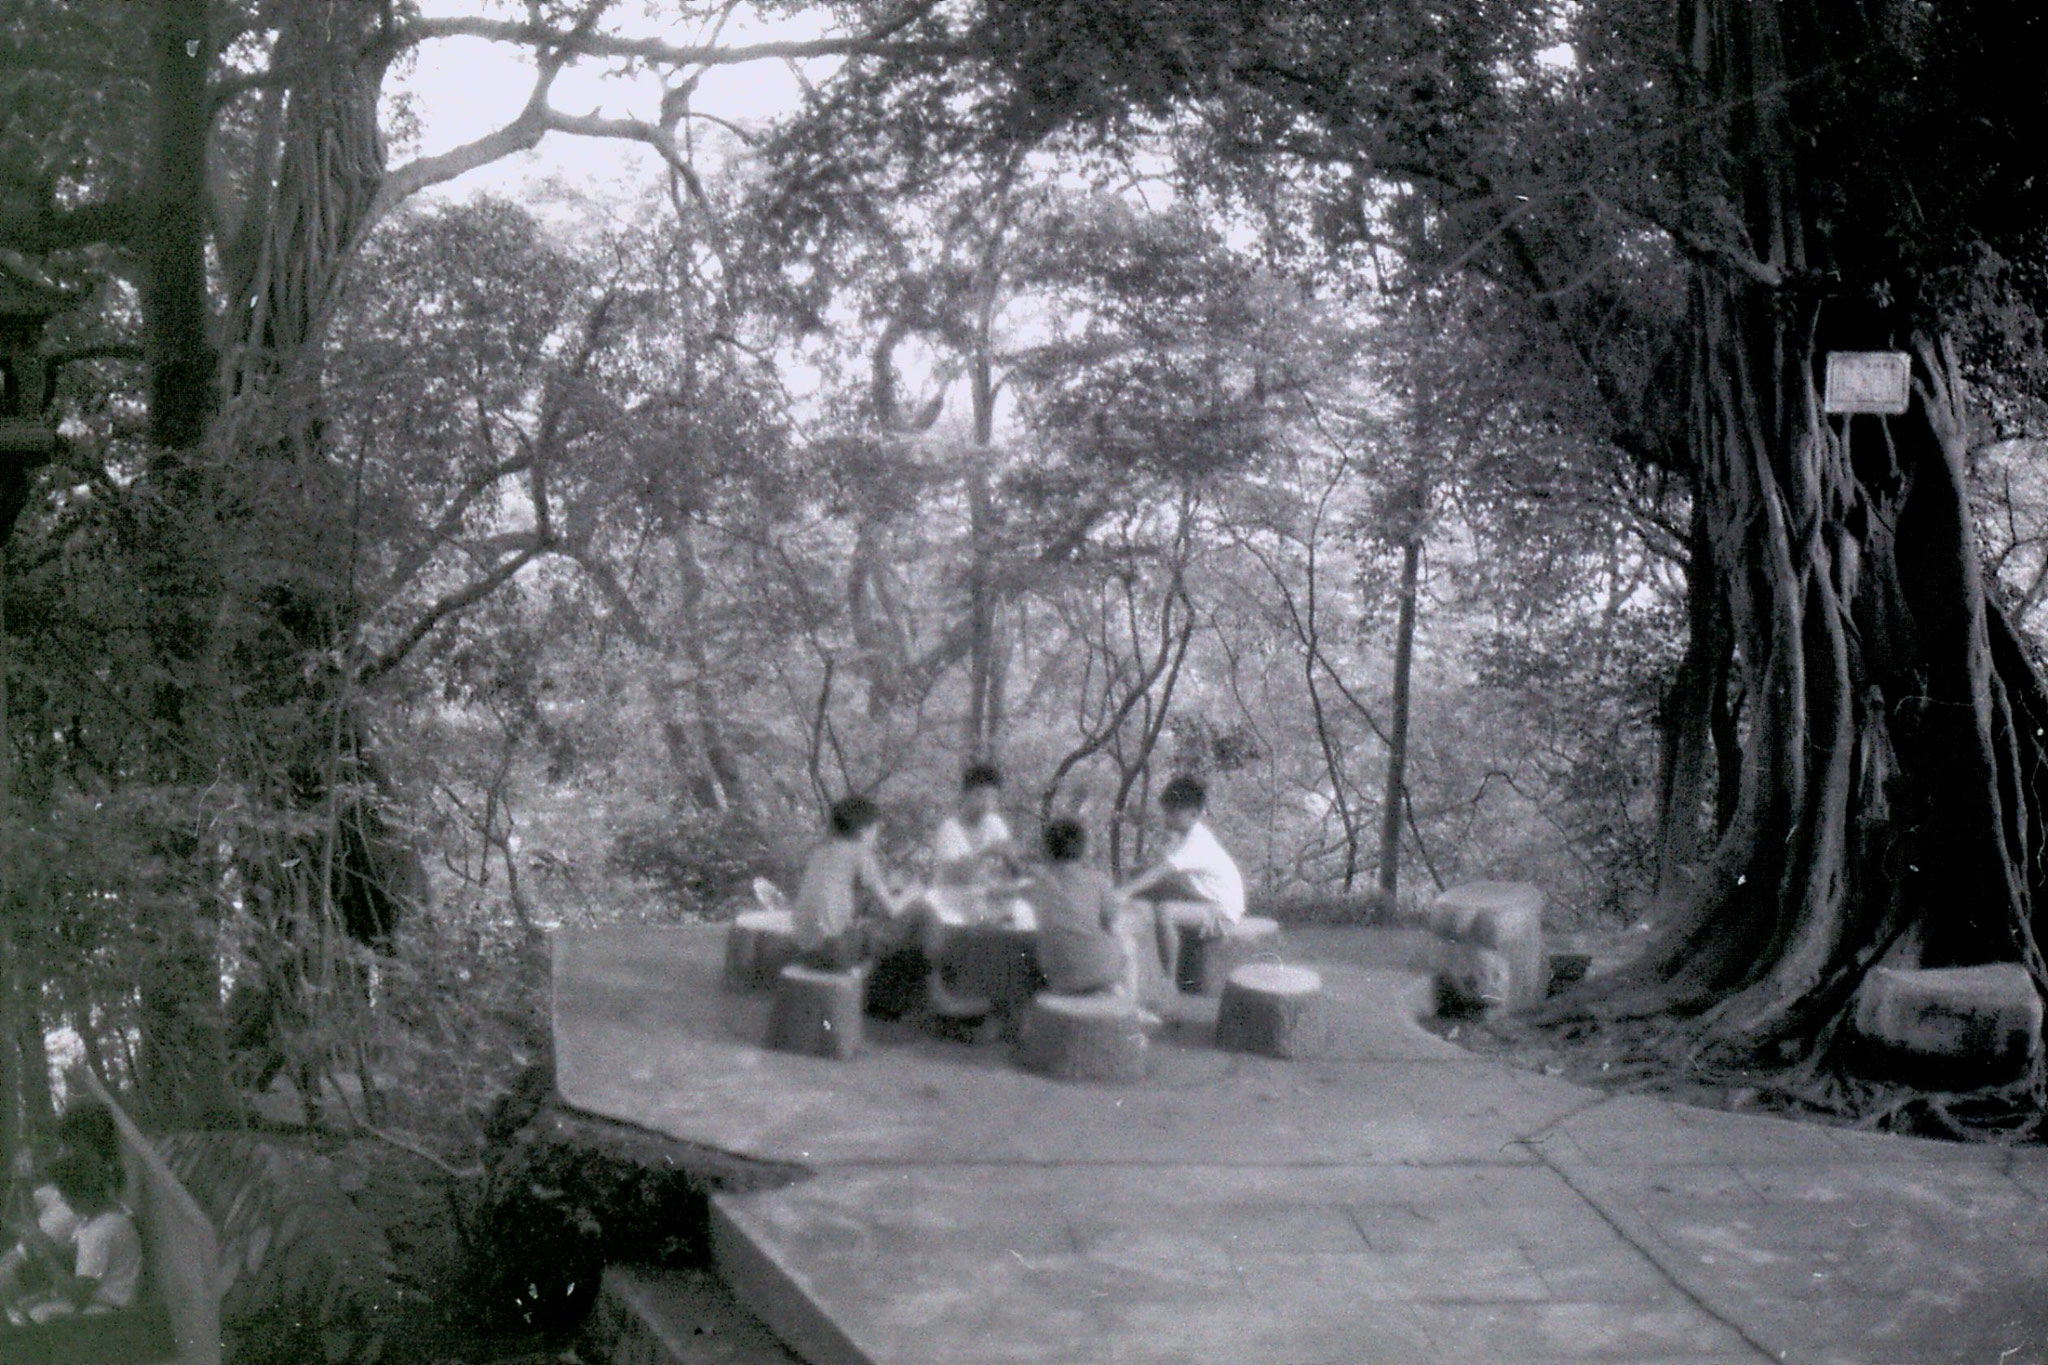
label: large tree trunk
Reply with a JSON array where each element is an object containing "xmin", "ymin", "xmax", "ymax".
[
  {"xmin": 1562, "ymin": 0, "xmax": 2048, "ymax": 1078},
  {"xmin": 139, "ymin": 0, "xmax": 416, "ymax": 1112},
  {"xmin": 1376, "ymin": 521, "xmax": 1420, "ymax": 907},
  {"xmin": 131, "ymin": 0, "xmax": 235, "ymax": 1124},
  {"xmin": 143, "ymin": 0, "xmax": 216, "ymax": 451}
]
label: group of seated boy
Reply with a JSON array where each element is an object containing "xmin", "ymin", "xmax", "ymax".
[
  {"xmin": 780, "ymin": 762, "xmax": 1245, "ymax": 1022},
  {"xmin": 0, "ymin": 1101, "xmax": 143, "ymax": 1328}
]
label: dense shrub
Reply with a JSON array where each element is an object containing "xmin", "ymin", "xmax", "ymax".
[{"xmin": 604, "ymin": 806, "xmax": 781, "ymax": 918}]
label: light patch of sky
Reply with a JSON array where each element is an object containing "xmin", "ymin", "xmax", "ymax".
[{"xmin": 390, "ymin": 1, "xmax": 837, "ymax": 207}]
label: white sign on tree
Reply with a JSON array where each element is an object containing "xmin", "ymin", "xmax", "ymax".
[{"xmin": 1823, "ymin": 351, "xmax": 1912, "ymax": 415}]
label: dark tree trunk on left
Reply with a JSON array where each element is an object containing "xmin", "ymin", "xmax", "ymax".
[
  {"xmin": 143, "ymin": 0, "xmax": 216, "ymax": 450},
  {"xmin": 134, "ymin": 0, "xmax": 234, "ymax": 1125}
]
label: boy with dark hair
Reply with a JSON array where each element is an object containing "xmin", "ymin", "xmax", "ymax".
[
  {"xmin": 1120, "ymin": 774, "xmax": 1247, "ymax": 983},
  {"xmin": 791, "ymin": 795, "xmax": 912, "ymax": 971},
  {"xmin": 916, "ymin": 761, "xmax": 1032, "ymax": 1017},
  {"xmin": 929, "ymin": 762, "xmax": 1016, "ymax": 888},
  {"xmin": 1, "ymin": 1103, "xmax": 142, "ymax": 1324},
  {"xmin": 1029, "ymin": 820, "xmax": 1149, "ymax": 1015}
]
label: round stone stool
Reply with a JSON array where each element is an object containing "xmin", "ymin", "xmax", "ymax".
[
  {"xmin": 1177, "ymin": 916, "xmax": 1282, "ymax": 996},
  {"xmin": 1017, "ymin": 993, "xmax": 1152, "ymax": 1083},
  {"xmin": 724, "ymin": 909, "xmax": 801, "ymax": 992},
  {"xmin": 1216, "ymin": 963, "xmax": 1326, "ymax": 1058},
  {"xmin": 769, "ymin": 962, "xmax": 870, "ymax": 1060}
]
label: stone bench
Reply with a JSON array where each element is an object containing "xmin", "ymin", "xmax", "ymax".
[
  {"xmin": 769, "ymin": 963, "xmax": 870, "ymax": 1060},
  {"xmin": 1216, "ymin": 964, "xmax": 1326, "ymax": 1059},
  {"xmin": 1425, "ymin": 882, "xmax": 1546, "ymax": 1013},
  {"xmin": 1175, "ymin": 916, "xmax": 1282, "ymax": 996},
  {"xmin": 1851, "ymin": 963, "xmax": 2042, "ymax": 1085},
  {"xmin": 723, "ymin": 909, "xmax": 801, "ymax": 992},
  {"xmin": 1017, "ymin": 993, "xmax": 1153, "ymax": 1082}
]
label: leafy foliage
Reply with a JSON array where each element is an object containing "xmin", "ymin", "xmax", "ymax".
[{"xmin": 158, "ymin": 1130, "xmax": 401, "ymax": 1365}]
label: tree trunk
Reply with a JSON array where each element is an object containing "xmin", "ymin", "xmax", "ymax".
[
  {"xmin": 1562, "ymin": 0, "xmax": 2048, "ymax": 1078},
  {"xmin": 0, "ymin": 929, "xmax": 22, "ymax": 1171},
  {"xmin": 1378, "ymin": 361, "xmax": 1432, "ymax": 909},
  {"xmin": 143, "ymin": 0, "xmax": 216, "ymax": 451},
  {"xmin": 965, "ymin": 270, "xmax": 1001, "ymax": 756},
  {"xmin": 0, "ymin": 554, "xmax": 18, "ymax": 1168},
  {"xmin": 227, "ymin": 0, "xmax": 390, "ymax": 408},
  {"xmin": 673, "ymin": 521, "xmax": 753, "ymax": 816},
  {"xmin": 1376, "ymin": 526, "xmax": 1420, "ymax": 907},
  {"xmin": 1651, "ymin": 501, "xmax": 1724, "ymax": 915},
  {"xmin": 131, "ymin": 0, "xmax": 237, "ymax": 1123}
]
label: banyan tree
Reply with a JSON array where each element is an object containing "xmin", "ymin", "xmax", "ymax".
[{"xmin": 1554, "ymin": 0, "xmax": 2048, "ymax": 1102}]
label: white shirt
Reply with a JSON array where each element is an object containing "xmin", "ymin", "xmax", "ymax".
[
  {"xmin": 1165, "ymin": 819, "xmax": 1246, "ymax": 922},
  {"xmin": 31, "ymin": 1185, "xmax": 81, "ymax": 1244},
  {"xmin": 75, "ymin": 1207, "xmax": 143, "ymax": 1311},
  {"xmin": 931, "ymin": 811, "xmax": 1011, "ymax": 867}
]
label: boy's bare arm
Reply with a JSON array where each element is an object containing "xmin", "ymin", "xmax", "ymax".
[
  {"xmin": 1118, "ymin": 860, "xmax": 1170, "ymax": 896},
  {"xmin": 859, "ymin": 848, "xmax": 911, "ymax": 916},
  {"xmin": 3, "ymin": 1219, "xmax": 64, "ymax": 1262}
]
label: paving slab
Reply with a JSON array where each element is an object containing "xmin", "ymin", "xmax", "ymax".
[
  {"xmin": 1528, "ymin": 1096, "xmax": 2048, "ymax": 1364},
  {"xmin": 712, "ymin": 1163, "xmax": 1761, "ymax": 1365},
  {"xmin": 555, "ymin": 924, "xmax": 2048, "ymax": 1365}
]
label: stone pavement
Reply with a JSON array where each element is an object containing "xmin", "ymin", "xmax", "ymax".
[{"xmin": 554, "ymin": 924, "xmax": 2048, "ymax": 1365}]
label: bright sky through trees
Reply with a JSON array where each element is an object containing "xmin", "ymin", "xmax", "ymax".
[{"xmin": 390, "ymin": 0, "xmax": 836, "ymax": 203}]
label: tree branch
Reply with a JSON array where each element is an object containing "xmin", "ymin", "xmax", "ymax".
[
  {"xmin": 0, "ymin": 193, "xmax": 143, "ymax": 253},
  {"xmin": 382, "ymin": 453, "xmax": 537, "ymax": 600},
  {"xmin": 356, "ymin": 536, "xmax": 553, "ymax": 685},
  {"xmin": 399, "ymin": 4, "xmax": 938, "ymax": 72}
]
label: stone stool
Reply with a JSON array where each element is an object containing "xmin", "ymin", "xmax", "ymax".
[
  {"xmin": 1017, "ymin": 993, "xmax": 1152, "ymax": 1082},
  {"xmin": 1176, "ymin": 916, "xmax": 1282, "ymax": 996},
  {"xmin": 1852, "ymin": 963, "xmax": 2042, "ymax": 1086},
  {"xmin": 1435, "ymin": 940, "xmax": 1512, "ymax": 1015},
  {"xmin": 769, "ymin": 962, "xmax": 870, "ymax": 1060},
  {"xmin": 724, "ymin": 909, "xmax": 801, "ymax": 992},
  {"xmin": 1216, "ymin": 963, "xmax": 1326, "ymax": 1059},
  {"xmin": 1425, "ymin": 882, "xmax": 1546, "ymax": 1011}
]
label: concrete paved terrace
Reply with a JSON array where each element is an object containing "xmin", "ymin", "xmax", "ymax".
[{"xmin": 553, "ymin": 923, "xmax": 2048, "ymax": 1365}]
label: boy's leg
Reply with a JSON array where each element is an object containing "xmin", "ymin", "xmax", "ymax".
[
  {"xmin": 1152, "ymin": 900, "xmax": 1220, "ymax": 984},
  {"xmin": 1112, "ymin": 905, "xmax": 1161, "ymax": 1002},
  {"xmin": 802, "ymin": 928, "xmax": 862, "ymax": 972}
]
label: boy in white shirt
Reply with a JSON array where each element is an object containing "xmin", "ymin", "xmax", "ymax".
[
  {"xmin": 928, "ymin": 763, "xmax": 1016, "ymax": 893},
  {"xmin": 1, "ymin": 1116, "xmax": 141, "ymax": 1325},
  {"xmin": 916, "ymin": 763, "xmax": 1027, "ymax": 1017},
  {"xmin": 1119, "ymin": 775, "xmax": 1246, "ymax": 985}
]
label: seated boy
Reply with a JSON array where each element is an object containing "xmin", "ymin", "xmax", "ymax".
[
  {"xmin": 1, "ymin": 1106, "xmax": 141, "ymax": 1326},
  {"xmin": 791, "ymin": 795, "xmax": 912, "ymax": 972},
  {"xmin": 913, "ymin": 763, "xmax": 1038, "ymax": 1017},
  {"xmin": 1027, "ymin": 819, "xmax": 1158, "ymax": 1024},
  {"xmin": 924, "ymin": 764, "xmax": 1034, "ymax": 923},
  {"xmin": 1118, "ymin": 774, "xmax": 1246, "ymax": 984},
  {"xmin": 929, "ymin": 762, "xmax": 1017, "ymax": 894}
]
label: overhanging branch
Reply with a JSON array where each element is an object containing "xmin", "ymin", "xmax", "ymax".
[
  {"xmin": 0, "ymin": 193, "xmax": 143, "ymax": 254},
  {"xmin": 355, "ymin": 535, "xmax": 554, "ymax": 686},
  {"xmin": 399, "ymin": 3, "xmax": 939, "ymax": 71}
]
